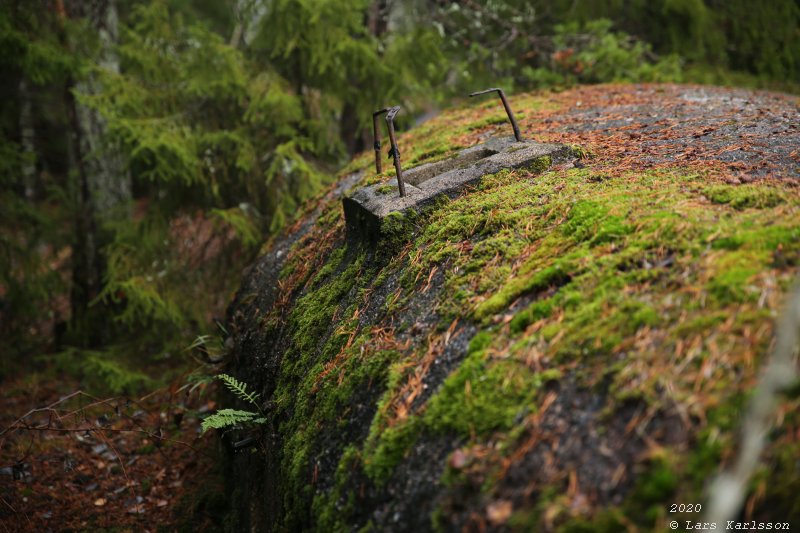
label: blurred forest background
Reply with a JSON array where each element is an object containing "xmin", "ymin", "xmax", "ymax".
[{"xmin": 1, "ymin": 0, "xmax": 799, "ymax": 393}]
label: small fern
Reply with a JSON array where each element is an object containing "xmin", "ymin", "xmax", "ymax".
[
  {"xmin": 200, "ymin": 409, "xmax": 266, "ymax": 433},
  {"xmin": 217, "ymin": 373, "xmax": 260, "ymax": 407},
  {"xmin": 200, "ymin": 374, "xmax": 266, "ymax": 434}
]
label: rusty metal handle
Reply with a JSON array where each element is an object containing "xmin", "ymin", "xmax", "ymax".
[
  {"xmin": 384, "ymin": 106, "xmax": 406, "ymax": 197},
  {"xmin": 469, "ymin": 87, "xmax": 522, "ymax": 142},
  {"xmin": 372, "ymin": 107, "xmax": 391, "ymax": 174}
]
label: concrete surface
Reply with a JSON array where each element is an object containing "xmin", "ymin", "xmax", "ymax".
[{"xmin": 343, "ymin": 136, "xmax": 574, "ymax": 241}]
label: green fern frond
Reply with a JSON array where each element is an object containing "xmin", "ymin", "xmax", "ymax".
[
  {"xmin": 217, "ymin": 373, "xmax": 260, "ymax": 407},
  {"xmin": 200, "ymin": 375, "xmax": 268, "ymax": 434},
  {"xmin": 200, "ymin": 408, "xmax": 259, "ymax": 433}
]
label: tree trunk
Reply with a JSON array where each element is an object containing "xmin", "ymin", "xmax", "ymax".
[
  {"xmin": 68, "ymin": 0, "xmax": 130, "ymax": 218},
  {"xmin": 60, "ymin": 0, "xmax": 131, "ymax": 343}
]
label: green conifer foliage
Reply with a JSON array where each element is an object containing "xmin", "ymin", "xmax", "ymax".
[
  {"xmin": 250, "ymin": 0, "xmax": 447, "ymax": 154},
  {"xmin": 84, "ymin": 3, "xmax": 322, "ymax": 227},
  {"xmin": 0, "ymin": 0, "xmax": 797, "ymax": 390},
  {"xmin": 0, "ymin": 3, "xmax": 76, "ymax": 371},
  {"xmin": 425, "ymin": 0, "xmax": 799, "ymax": 90}
]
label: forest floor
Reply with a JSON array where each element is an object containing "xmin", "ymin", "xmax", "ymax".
[
  {"xmin": 0, "ymin": 83, "xmax": 798, "ymax": 532},
  {"xmin": 0, "ymin": 372, "xmax": 226, "ymax": 533}
]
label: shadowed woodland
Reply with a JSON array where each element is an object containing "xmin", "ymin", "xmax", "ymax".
[{"xmin": 1, "ymin": 1, "xmax": 799, "ymax": 531}]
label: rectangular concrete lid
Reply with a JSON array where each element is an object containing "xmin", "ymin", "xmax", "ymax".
[{"xmin": 343, "ymin": 137, "xmax": 574, "ymax": 241}]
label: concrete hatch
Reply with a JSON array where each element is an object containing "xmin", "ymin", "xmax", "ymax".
[{"xmin": 343, "ymin": 135, "xmax": 575, "ymax": 241}]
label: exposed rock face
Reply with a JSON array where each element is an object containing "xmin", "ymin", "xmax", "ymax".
[{"xmin": 222, "ymin": 85, "xmax": 800, "ymax": 532}]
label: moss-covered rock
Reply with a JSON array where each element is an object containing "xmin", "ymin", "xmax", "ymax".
[{"xmin": 222, "ymin": 85, "xmax": 800, "ymax": 532}]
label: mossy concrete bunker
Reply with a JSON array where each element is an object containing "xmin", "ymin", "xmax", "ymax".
[{"xmin": 342, "ymin": 136, "xmax": 575, "ymax": 241}]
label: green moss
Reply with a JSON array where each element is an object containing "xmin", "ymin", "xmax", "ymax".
[
  {"xmin": 407, "ymin": 145, "xmax": 457, "ymax": 166},
  {"xmin": 379, "ymin": 209, "xmax": 417, "ymax": 258},
  {"xmin": 707, "ymin": 250, "xmax": 766, "ymax": 304},
  {"xmin": 684, "ymin": 397, "xmax": 744, "ymax": 484},
  {"xmin": 375, "ymin": 183, "xmax": 396, "ymax": 195},
  {"xmin": 477, "ymin": 261, "xmax": 572, "ymax": 319},
  {"xmin": 561, "ymin": 200, "xmax": 632, "ymax": 246},
  {"xmin": 424, "ymin": 334, "xmax": 561, "ymax": 436},
  {"xmin": 431, "ymin": 506, "xmax": 447, "ymax": 533},
  {"xmin": 283, "ymin": 248, "xmax": 362, "ymax": 379},
  {"xmin": 468, "ymin": 330, "xmax": 493, "ymax": 353},
  {"xmin": 313, "ymin": 445, "xmax": 360, "ymax": 531},
  {"xmin": 712, "ymin": 223, "xmax": 800, "ymax": 259},
  {"xmin": 569, "ymin": 144, "xmax": 592, "ymax": 159},
  {"xmin": 757, "ymin": 441, "xmax": 800, "ymax": 520},
  {"xmin": 359, "ymin": 357, "xmax": 421, "ymax": 483},
  {"xmin": 673, "ymin": 311, "xmax": 728, "ymax": 338},
  {"xmin": 633, "ymin": 457, "xmax": 679, "ymax": 505},
  {"xmin": 705, "ymin": 184, "xmax": 785, "ymax": 209},
  {"xmin": 467, "ymin": 114, "xmax": 508, "ymax": 130},
  {"xmin": 270, "ymin": 240, "xmax": 413, "ymax": 529},
  {"xmin": 363, "ymin": 418, "xmax": 421, "ymax": 483},
  {"xmin": 527, "ymin": 155, "xmax": 552, "ymax": 174},
  {"xmin": 631, "ymin": 303, "xmax": 660, "ymax": 329},
  {"xmin": 359, "ymin": 328, "xmax": 561, "ymax": 485}
]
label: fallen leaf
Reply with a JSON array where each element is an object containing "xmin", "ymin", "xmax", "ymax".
[{"xmin": 94, "ymin": 498, "xmax": 107, "ymax": 507}]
